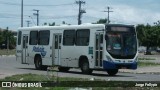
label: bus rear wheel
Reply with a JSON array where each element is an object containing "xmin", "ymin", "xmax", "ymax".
[
  {"xmin": 81, "ymin": 61, "xmax": 93, "ymax": 74},
  {"xmin": 106, "ymin": 69, "xmax": 118, "ymax": 76},
  {"xmin": 58, "ymin": 67, "xmax": 70, "ymax": 72},
  {"xmin": 35, "ymin": 56, "xmax": 43, "ymax": 70}
]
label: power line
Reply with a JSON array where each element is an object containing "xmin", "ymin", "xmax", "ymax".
[
  {"xmin": 0, "ymin": 1, "xmax": 74, "ymax": 7},
  {"xmin": 28, "ymin": 16, "xmax": 36, "ymax": 26},
  {"xmin": 0, "ymin": 16, "xmax": 20, "ymax": 19},
  {"xmin": 0, "ymin": 12, "xmax": 77, "ymax": 19},
  {"xmin": 0, "ymin": 13, "xmax": 21, "ymax": 17},
  {"xmin": 25, "ymin": 3, "xmax": 74, "ymax": 7},
  {"xmin": 52, "ymin": 15, "xmax": 77, "ymax": 19}
]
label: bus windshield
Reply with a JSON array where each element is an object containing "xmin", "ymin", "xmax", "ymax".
[{"xmin": 106, "ymin": 26, "xmax": 137, "ymax": 59}]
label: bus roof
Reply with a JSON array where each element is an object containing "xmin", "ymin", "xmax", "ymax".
[
  {"xmin": 106, "ymin": 24, "xmax": 134, "ymax": 27},
  {"xmin": 18, "ymin": 24, "xmax": 105, "ymax": 31}
]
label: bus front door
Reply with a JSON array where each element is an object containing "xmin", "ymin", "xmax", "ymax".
[
  {"xmin": 22, "ymin": 35, "xmax": 28, "ymax": 64},
  {"xmin": 52, "ymin": 34, "xmax": 62, "ymax": 66},
  {"xmin": 95, "ymin": 33, "xmax": 103, "ymax": 68}
]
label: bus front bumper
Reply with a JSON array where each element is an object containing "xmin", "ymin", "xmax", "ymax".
[{"xmin": 103, "ymin": 60, "xmax": 137, "ymax": 70}]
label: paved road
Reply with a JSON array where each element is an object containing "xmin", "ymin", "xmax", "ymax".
[{"xmin": 0, "ymin": 56, "xmax": 160, "ymax": 81}]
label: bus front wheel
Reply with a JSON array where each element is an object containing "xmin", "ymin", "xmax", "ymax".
[
  {"xmin": 106, "ymin": 69, "xmax": 118, "ymax": 76},
  {"xmin": 81, "ymin": 61, "xmax": 93, "ymax": 74}
]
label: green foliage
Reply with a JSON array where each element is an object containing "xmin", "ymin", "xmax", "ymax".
[
  {"xmin": 49, "ymin": 22, "xmax": 55, "ymax": 26},
  {"xmin": 1, "ymin": 74, "xmax": 160, "ymax": 90},
  {"xmin": 0, "ymin": 27, "xmax": 16, "ymax": 49},
  {"xmin": 43, "ymin": 22, "xmax": 56, "ymax": 26},
  {"xmin": 95, "ymin": 18, "xmax": 108, "ymax": 24},
  {"xmin": 62, "ymin": 21, "xmax": 65, "ymax": 24},
  {"xmin": 0, "ymin": 49, "xmax": 16, "ymax": 55},
  {"xmin": 138, "ymin": 58, "xmax": 155, "ymax": 60},
  {"xmin": 136, "ymin": 22, "xmax": 160, "ymax": 53},
  {"xmin": 0, "ymin": 30, "xmax": 4, "ymax": 43},
  {"xmin": 138, "ymin": 61, "xmax": 160, "ymax": 67}
]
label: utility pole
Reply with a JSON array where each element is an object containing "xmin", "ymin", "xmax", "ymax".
[
  {"xmin": 6, "ymin": 27, "xmax": 9, "ymax": 53},
  {"xmin": 33, "ymin": 9, "xmax": 39, "ymax": 26},
  {"xmin": 26, "ymin": 20, "xmax": 31, "ymax": 27},
  {"xmin": 76, "ymin": 0, "xmax": 86, "ymax": 25},
  {"xmin": 21, "ymin": 0, "xmax": 23, "ymax": 27},
  {"xmin": 29, "ymin": 16, "xmax": 36, "ymax": 26},
  {"xmin": 103, "ymin": 7, "xmax": 113, "ymax": 24}
]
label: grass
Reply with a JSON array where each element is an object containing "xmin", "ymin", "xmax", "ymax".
[
  {"xmin": 138, "ymin": 61, "xmax": 160, "ymax": 67},
  {"xmin": 0, "ymin": 73, "xmax": 89, "ymax": 81},
  {"xmin": 0, "ymin": 73, "xmax": 72, "ymax": 90},
  {"xmin": 138, "ymin": 58, "xmax": 156, "ymax": 60},
  {"xmin": 0, "ymin": 49, "xmax": 16, "ymax": 55},
  {"xmin": 0, "ymin": 74, "xmax": 160, "ymax": 90}
]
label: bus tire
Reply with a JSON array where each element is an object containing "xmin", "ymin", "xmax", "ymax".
[
  {"xmin": 35, "ymin": 56, "xmax": 43, "ymax": 70},
  {"xmin": 106, "ymin": 69, "xmax": 118, "ymax": 76},
  {"xmin": 58, "ymin": 67, "xmax": 70, "ymax": 72},
  {"xmin": 81, "ymin": 60, "xmax": 93, "ymax": 74}
]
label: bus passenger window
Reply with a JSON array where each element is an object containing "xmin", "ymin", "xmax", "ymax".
[
  {"xmin": 76, "ymin": 29, "xmax": 90, "ymax": 46},
  {"xmin": 18, "ymin": 31, "xmax": 22, "ymax": 45},
  {"xmin": 29, "ymin": 31, "xmax": 38, "ymax": 45},
  {"xmin": 39, "ymin": 30, "xmax": 50, "ymax": 45},
  {"xmin": 63, "ymin": 30, "xmax": 75, "ymax": 46}
]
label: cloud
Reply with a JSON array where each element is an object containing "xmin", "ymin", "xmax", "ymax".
[
  {"xmin": 102, "ymin": 4, "xmax": 160, "ymax": 25},
  {"xmin": 1, "ymin": 0, "xmax": 160, "ymax": 30}
]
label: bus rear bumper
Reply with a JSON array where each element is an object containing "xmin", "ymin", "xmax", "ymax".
[{"xmin": 103, "ymin": 60, "xmax": 137, "ymax": 70}]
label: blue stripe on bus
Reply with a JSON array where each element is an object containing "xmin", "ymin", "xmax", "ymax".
[{"xmin": 103, "ymin": 60, "xmax": 137, "ymax": 70}]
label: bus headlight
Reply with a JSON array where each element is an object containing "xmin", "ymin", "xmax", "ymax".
[{"xmin": 106, "ymin": 55, "xmax": 113, "ymax": 62}]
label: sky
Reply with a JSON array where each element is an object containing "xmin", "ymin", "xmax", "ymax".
[{"xmin": 0, "ymin": 0, "xmax": 160, "ymax": 31}]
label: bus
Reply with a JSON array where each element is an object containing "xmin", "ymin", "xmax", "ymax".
[{"xmin": 16, "ymin": 24, "xmax": 138, "ymax": 76}]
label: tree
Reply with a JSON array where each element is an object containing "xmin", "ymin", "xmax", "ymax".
[
  {"xmin": 49, "ymin": 22, "xmax": 55, "ymax": 26},
  {"xmin": 43, "ymin": 22, "xmax": 55, "ymax": 26},
  {"xmin": 154, "ymin": 20, "xmax": 160, "ymax": 26},
  {"xmin": 43, "ymin": 22, "xmax": 47, "ymax": 26},
  {"xmin": 62, "ymin": 21, "xmax": 65, "ymax": 24},
  {"xmin": 0, "ymin": 27, "xmax": 16, "ymax": 49},
  {"xmin": 93, "ymin": 18, "xmax": 108, "ymax": 24},
  {"xmin": 0, "ymin": 30, "xmax": 4, "ymax": 44},
  {"xmin": 97, "ymin": 18, "xmax": 107, "ymax": 24},
  {"xmin": 136, "ymin": 23, "xmax": 160, "ymax": 54},
  {"xmin": 136, "ymin": 24, "xmax": 146, "ymax": 45}
]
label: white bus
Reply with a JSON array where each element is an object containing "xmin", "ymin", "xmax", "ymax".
[{"xmin": 16, "ymin": 24, "xmax": 138, "ymax": 76}]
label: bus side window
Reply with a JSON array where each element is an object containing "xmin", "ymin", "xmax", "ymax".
[
  {"xmin": 76, "ymin": 29, "xmax": 90, "ymax": 46},
  {"xmin": 63, "ymin": 30, "xmax": 75, "ymax": 46},
  {"xmin": 39, "ymin": 30, "xmax": 50, "ymax": 45},
  {"xmin": 18, "ymin": 31, "xmax": 22, "ymax": 45},
  {"xmin": 29, "ymin": 31, "xmax": 38, "ymax": 45}
]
